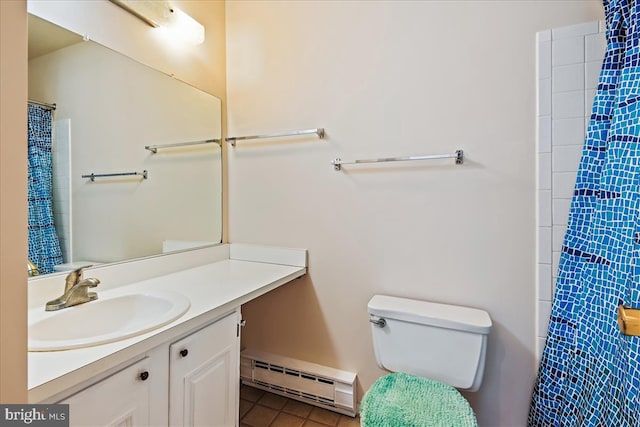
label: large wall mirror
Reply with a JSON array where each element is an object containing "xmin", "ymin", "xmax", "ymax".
[{"xmin": 28, "ymin": 14, "xmax": 222, "ymax": 276}]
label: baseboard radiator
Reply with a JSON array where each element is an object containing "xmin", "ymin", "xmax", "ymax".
[{"xmin": 240, "ymin": 348, "xmax": 357, "ymax": 417}]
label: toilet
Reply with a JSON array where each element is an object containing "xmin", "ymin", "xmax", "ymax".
[{"xmin": 360, "ymin": 295, "xmax": 492, "ymax": 426}]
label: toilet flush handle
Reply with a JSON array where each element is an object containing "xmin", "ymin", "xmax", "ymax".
[{"xmin": 370, "ymin": 317, "xmax": 387, "ymax": 328}]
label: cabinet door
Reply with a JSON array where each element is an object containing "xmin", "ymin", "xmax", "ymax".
[
  {"xmin": 169, "ymin": 310, "xmax": 240, "ymax": 427},
  {"xmin": 61, "ymin": 358, "xmax": 151, "ymax": 427}
]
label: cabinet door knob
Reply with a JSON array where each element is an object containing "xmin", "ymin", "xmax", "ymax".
[
  {"xmin": 139, "ymin": 371, "xmax": 149, "ymax": 381},
  {"xmin": 180, "ymin": 349, "xmax": 189, "ymax": 358}
]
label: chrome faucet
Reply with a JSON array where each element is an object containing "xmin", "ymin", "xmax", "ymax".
[{"xmin": 45, "ymin": 265, "xmax": 100, "ymax": 311}]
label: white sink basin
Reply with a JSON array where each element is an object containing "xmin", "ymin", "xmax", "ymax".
[{"xmin": 28, "ymin": 290, "xmax": 190, "ymax": 351}]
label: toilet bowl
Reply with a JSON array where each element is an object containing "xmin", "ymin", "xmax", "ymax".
[{"xmin": 360, "ymin": 295, "xmax": 492, "ymax": 427}]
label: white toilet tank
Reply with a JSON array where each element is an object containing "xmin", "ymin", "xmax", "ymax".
[{"xmin": 368, "ymin": 295, "xmax": 492, "ymax": 392}]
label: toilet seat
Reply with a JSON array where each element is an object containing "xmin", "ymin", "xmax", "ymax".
[{"xmin": 360, "ymin": 372, "xmax": 477, "ymax": 427}]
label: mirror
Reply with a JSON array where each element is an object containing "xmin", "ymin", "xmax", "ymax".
[{"xmin": 28, "ymin": 14, "xmax": 222, "ymax": 276}]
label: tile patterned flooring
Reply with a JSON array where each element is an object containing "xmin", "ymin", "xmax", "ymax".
[{"xmin": 240, "ymin": 385, "xmax": 361, "ymax": 427}]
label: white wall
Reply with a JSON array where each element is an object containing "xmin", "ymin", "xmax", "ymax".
[
  {"xmin": 536, "ymin": 22, "xmax": 606, "ymax": 359},
  {"xmin": 0, "ymin": 0, "xmax": 28, "ymax": 402},
  {"xmin": 226, "ymin": 1, "xmax": 603, "ymax": 425}
]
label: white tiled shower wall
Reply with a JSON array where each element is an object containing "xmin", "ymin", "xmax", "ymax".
[
  {"xmin": 52, "ymin": 119, "xmax": 72, "ymax": 262},
  {"xmin": 536, "ymin": 21, "xmax": 606, "ymax": 360}
]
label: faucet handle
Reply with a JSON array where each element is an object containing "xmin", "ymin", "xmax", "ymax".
[{"xmin": 64, "ymin": 264, "xmax": 93, "ymax": 292}]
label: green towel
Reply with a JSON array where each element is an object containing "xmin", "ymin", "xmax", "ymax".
[{"xmin": 360, "ymin": 372, "xmax": 478, "ymax": 427}]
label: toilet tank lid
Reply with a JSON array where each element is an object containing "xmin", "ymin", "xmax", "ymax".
[{"xmin": 368, "ymin": 295, "xmax": 492, "ymax": 335}]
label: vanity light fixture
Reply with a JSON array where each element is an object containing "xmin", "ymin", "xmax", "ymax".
[{"xmin": 109, "ymin": 0, "xmax": 205, "ymax": 45}]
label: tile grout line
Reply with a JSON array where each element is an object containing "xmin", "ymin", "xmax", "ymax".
[{"xmin": 240, "ymin": 386, "xmax": 359, "ymax": 427}]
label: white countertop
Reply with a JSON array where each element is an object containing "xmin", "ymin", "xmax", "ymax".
[{"xmin": 28, "ymin": 245, "xmax": 306, "ymax": 403}]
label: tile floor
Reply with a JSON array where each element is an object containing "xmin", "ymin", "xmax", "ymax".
[{"xmin": 240, "ymin": 385, "xmax": 361, "ymax": 427}]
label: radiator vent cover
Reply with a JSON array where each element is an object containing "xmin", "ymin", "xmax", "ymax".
[{"xmin": 240, "ymin": 348, "xmax": 357, "ymax": 417}]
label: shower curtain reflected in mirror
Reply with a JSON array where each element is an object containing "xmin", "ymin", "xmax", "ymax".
[
  {"xmin": 529, "ymin": 0, "xmax": 640, "ymax": 425},
  {"xmin": 28, "ymin": 104, "xmax": 63, "ymax": 274}
]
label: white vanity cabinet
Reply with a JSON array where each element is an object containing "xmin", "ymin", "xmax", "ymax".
[
  {"xmin": 169, "ymin": 310, "xmax": 241, "ymax": 427},
  {"xmin": 60, "ymin": 357, "xmax": 153, "ymax": 426},
  {"xmin": 57, "ymin": 309, "xmax": 241, "ymax": 427},
  {"xmin": 29, "ymin": 245, "xmax": 307, "ymax": 425}
]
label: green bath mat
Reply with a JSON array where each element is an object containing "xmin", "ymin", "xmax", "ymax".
[{"xmin": 360, "ymin": 372, "xmax": 477, "ymax": 427}]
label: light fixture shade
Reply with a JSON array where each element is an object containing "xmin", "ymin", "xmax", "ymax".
[
  {"xmin": 109, "ymin": 0, "xmax": 205, "ymax": 45},
  {"xmin": 109, "ymin": 0, "xmax": 172, "ymax": 28}
]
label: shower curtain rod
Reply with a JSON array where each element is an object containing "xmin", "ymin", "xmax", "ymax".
[{"xmin": 28, "ymin": 99, "xmax": 56, "ymax": 110}]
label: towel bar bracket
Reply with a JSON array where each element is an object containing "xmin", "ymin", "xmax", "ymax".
[{"xmin": 455, "ymin": 149, "xmax": 464, "ymax": 165}]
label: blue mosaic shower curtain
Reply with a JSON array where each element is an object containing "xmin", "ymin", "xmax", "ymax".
[
  {"xmin": 28, "ymin": 104, "xmax": 63, "ymax": 274},
  {"xmin": 529, "ymin": 0, "xmax": 640, "ymax": 425}
]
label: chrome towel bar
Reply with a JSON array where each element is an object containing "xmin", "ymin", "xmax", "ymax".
[
  {"xmin": 82, "ymin": 170, "xmax": 148, "ymax": 182},
  {"xmin": 145, "ymin": 139, "xmax": 221, "ymax": 153},
  {"xmin": 226, "ymin": 128, "xmax": 325, "ymax": 147},
  {"xmin": 331, "ymin": 150, "xmax": 464, "ymax": 171}
]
